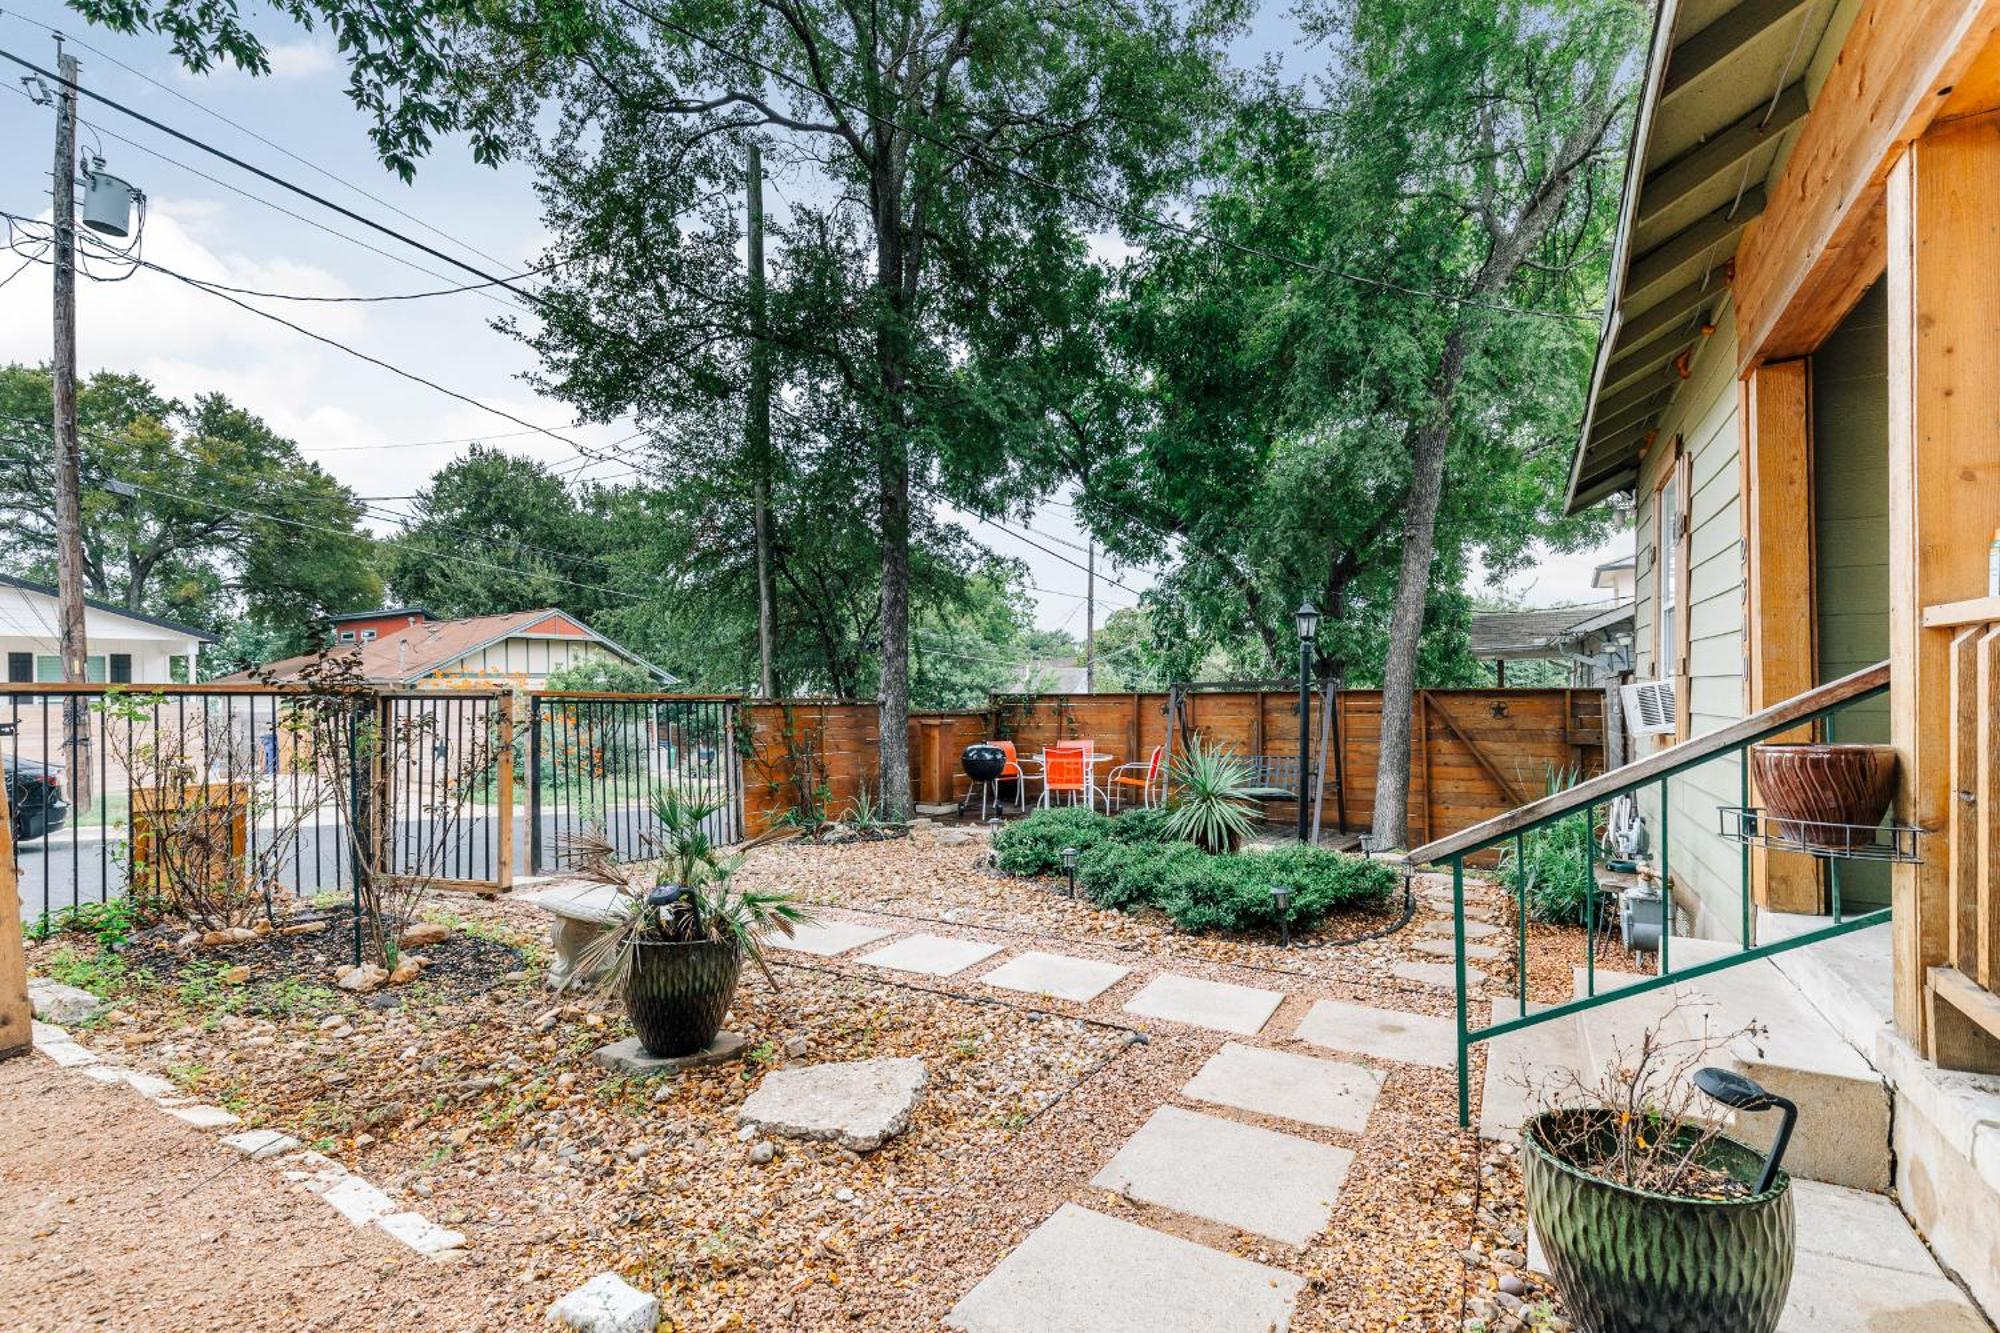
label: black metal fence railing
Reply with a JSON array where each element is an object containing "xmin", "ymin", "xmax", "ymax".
[
  {"xmin": 528, "ymin": 693, "xmax": 741, "ymax": 874},
  {"xmin": 5, "ymin": 685, "xmax": 747, "ymax": 927}
]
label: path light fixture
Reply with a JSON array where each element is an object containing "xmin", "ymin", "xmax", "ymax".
[
  {"xmin": 1294, "ymin": 601, "xmax": 1320, "ymax": 843},
  {"xmin": 1061, "ymin": 846, "xmax": 1079, "ymax": 899},
  {"xmin": 1693, "ymin": 1067, "xmax": 1797, "ymax": 1194},
  {"xmin": 1272, "ymin": 883, "xmax": 1292, "ymax": 948}
]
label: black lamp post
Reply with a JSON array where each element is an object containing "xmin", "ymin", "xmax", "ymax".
[
  {"xmin": 1295, "ymin": 600, "xmax": 1320, "ymax": 842},
  {"xmin": 1061, "ymin": 846, "xmax": 1079, "ymax": 899}
]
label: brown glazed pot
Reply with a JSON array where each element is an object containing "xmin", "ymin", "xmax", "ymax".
[{"xmin": 1749, "ymin": 743, "xmax": 1898, "ymax": 853}]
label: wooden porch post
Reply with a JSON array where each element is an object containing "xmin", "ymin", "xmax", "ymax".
[
  {"xmin": 1886, "ymin": 119, "xmax": 2000, "ymax": 1047},
  {"xmin": 1742, "ymin": 358, "xmax": 1823, "ymax": 912},
  {"xmin": 0, "ymin": 765, "xmax": 30, "ymax": 1059}
]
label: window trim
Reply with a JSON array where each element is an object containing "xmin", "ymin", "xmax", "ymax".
[{"xmin": 1652, "ymin": 439, "xmax": 1693, "ymax": 743}]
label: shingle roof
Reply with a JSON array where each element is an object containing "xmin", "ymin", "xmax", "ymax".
[
  {"xmin": 1470, "ymin": 602, "xmax": 1633, "ymax": 659},
  {"xmin": 230, "ymin": 609, "xmax": 671, "ymax": 684},
  {"xmin": 0, "ymin": 572, "xmax": 218, "ymax": 642}
]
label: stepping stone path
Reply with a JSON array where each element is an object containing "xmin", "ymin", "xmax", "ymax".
[
  {"xmin": 1412, "ymin": 937, "xmax": 1503, "ymax": 961},
  {"xmin": 1392, "ymin": 959, "xmax": 1488, "ymax": 989},
  {"xmin": 1418, "ymin": 918, "xmax": 1504, "ymax": 941},
  {"xmin": 1297, "ymin": 998, "xmax": 1458, "ymax": 1069},
  {"xmin": 737, "ymin": 1057, "xmax": 927, "ymax": 1151},
  {"xmin": 1183, "ymin": 1042, "xmax": 1384, "ymax": 1133},
  {"xmin": 979, "ymin": 951, "xmax": 1130, "ymax": 1002},
  {"xmin": 1122, "ymin": 972, "xmax": 1284, "ymax": 1036},
  {"xmin": 768, "ymin": 919, "xmax": 891, "ymax": 957},
  {"xmin": 857, "ymin": 933, "xmax": 1002, "ymax": 976},
  {"xmin": 946, "ymin": 1204, "xmax": 1304, "ymax": 1333}
]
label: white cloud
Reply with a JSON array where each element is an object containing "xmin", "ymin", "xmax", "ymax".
[{"xmin": 265, "ymin": 41, "xmax": 339, "ymax": 80}]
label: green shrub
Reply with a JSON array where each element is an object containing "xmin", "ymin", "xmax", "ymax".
[
  {"xmin": 1073, "ymin": 837, "xmax": 1394, "ymax": 934},
  {"xmin": 1077, "ymin": 838, "xmax": 1205, "ymax": 911},
  {"xmin": 1497, "ymin": 770, "xmax": 1602, "ymax": 925},
  {"xmin": 1107, "ymin": 805, "xmax": 1173, "ymax": 844},
  {"xmin": 992, "ymin": 806, "xmax": 1114, "ymax": 876}
]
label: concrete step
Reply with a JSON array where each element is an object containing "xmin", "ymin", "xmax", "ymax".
[
  {"xmin": 1570, "ymin": 966, "xmax": 1717, "ymax": 1113},
  {"xmin": 1667, "ymin": 938, "xmax": 1891, "ymax": 1193},
  {"xmin": 1478, "ymin": 999, "xmax": 1585, "ymax": 1142},
  {"xmin": 1760, "ymin": 909, "xmax": 1896, "ymax": 1057}
]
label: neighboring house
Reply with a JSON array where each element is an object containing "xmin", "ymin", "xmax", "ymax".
[
  {"xmin": 0, "ymin": 572, "xmax": 213, "ymax": 684},
  {"xmin": 1468, "ymin": 602, "xmax": 1635, "ymax": 687},
  {"xmin": 1538, "ymin": 2, "xmax": 2000, "ymax": 1316},
  {"xmin": 1006, "ymin": 658, "xmax": 1091, "ymax": 694},
  {"xmin": 238, "ymin": 608, "xmax": 674, "ymax": 689},
  {"xmin": 1590, "ymin": 553, "xmax": 1636, "ymax": 601}
]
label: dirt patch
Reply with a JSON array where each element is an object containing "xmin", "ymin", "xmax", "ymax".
[{"xmin": 0, "ymin": 1055, "xmax": 522, "ymax": 1332}]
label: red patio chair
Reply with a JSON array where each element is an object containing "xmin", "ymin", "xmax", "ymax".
[
  {"xmin": 1038, "ymin": 746, "xmax": 1092, "ymax": 810},
  {"xmin": 1108, "ymin": 745, "xmax": 1166, "ymax": 810},
  {"xmin": 994, "ymin": 739, "xmax": 1036, "ymax": 808}
]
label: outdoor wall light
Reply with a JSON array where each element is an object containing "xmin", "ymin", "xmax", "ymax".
[
  {"xmin": 1294, "ymin": 601, "xmax": 1321, "ymax": 642},
  {"xmin": 1693, "ymin": 1067, "xmax": 1796, "ymax": 1194},
  {"xmin": 1272, "ymin": 883, "xmax": 1293, "ymax": 948},
  {"xmin": 1061, "ymin": 846, "xmax": 1080, "ymax": 898}
]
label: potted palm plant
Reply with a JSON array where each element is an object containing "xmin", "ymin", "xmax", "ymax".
[
  {"xmin": 569, "ymin": 788, "xmax": 812, "ymax": 1057},
  {"xmin": 1521, "ymin": 1014, "xmax": 1796, "ymax": 1332}
]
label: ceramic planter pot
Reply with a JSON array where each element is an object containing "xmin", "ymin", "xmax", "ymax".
[
  {"xmin": 623, "ymin": 938, "xmax": 742, "ymax": 1056},
  {"xmin": 1749, "ymin": 743, "xmax": 1898, "ymax": 852},
  {"xmin": 1523, "ymin": 1110, "xmax": 1794, "ymax": 1333}
]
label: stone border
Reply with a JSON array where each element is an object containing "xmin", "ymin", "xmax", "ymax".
[{"xmin": 26, "ymin": 1012, "xmax": 467, "ymax": 1262}]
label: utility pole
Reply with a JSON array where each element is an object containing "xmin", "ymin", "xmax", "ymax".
[
  {"xmin": 746, "ymin": 143, "xmax": 776, "ymax": 699},
  {"xmin": 1084, "ymin": 538, "xmax": 1095, "ymax": 694},
  {"xmin": 50, "ymin": 40, "xmax": 92, "ymax": 809}
]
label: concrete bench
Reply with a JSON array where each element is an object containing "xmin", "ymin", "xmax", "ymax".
[{"xmin": 524, "ymin": 882, "xmax": 631, "ymax": 990}]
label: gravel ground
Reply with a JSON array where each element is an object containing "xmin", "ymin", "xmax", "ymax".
[
  {"xmin": 19, "ymin": 824, "xmax": 1624, "ymax": 1331},
  {"xmin": 0, "ymin": 1054, "xmax": 514, "ymax": 1332}
]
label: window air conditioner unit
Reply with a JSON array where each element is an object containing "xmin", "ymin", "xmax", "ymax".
[{"xmin": 1622, "ymin": 679, "xmax": 1677, "ymax": 737}]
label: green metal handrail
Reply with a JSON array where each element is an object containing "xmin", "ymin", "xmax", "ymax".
[{"xmin": 1419, "ymin": 665, "xmax": 1896, "ymax": 1128}]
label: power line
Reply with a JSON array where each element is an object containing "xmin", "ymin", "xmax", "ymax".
[
  {"xmin": 7, "ymin": 14, "xmax": 530, "ymax": 279},
  {"xmin": 603, "ymin": 0, "xmax": 1599, "ymax": 324}
]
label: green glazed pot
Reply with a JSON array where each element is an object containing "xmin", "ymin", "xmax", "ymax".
[
  {"xmin": 1522, "ymin": 1109, "xmax": 1795, "ymax": 1333},
  {"xmin": 623, "ymin": 938, "xmax": 742, "ymax": 1057}
]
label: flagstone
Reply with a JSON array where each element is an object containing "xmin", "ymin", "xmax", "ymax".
[
  {"xmin": 1296, "ymin": 998, "xmax": 1458, "ymax": 1068},
  {"xmin": 1182, "ymin": 1042, "xmax": 1385, "ymax": 1133},
  {"xmin": 1391, "ymin": 960, "xmax": 1487, "ymax": 989},
  {"xmin": 1412, "ymin": 937, "xmax": 1503, "ymax": 961},
  {"xmin": 1121, "ymin": 973, "xmax": 1284, "ymax": 1036},
  {"xmin": 945, "ymin": 1204, "xmax": 1304, "ymax": 1333},
  {"xmin": 1089, "ymin": 1105, "xmax": 1352, "ymax": 1245},
  {"xmin": 765, "ymin": 919, "xmax": 892, "ymax": 957},
  {"xmin": 1418, "ymin": 918, "xmax": 1504, "ymax": 941},
  {"xmin": 979, "ymin": 951, "xmax": 1131, "ymax": 1002},
  {"xmin": 856, "ymin": 933, "xmax": 1002, "ymax": 976}
]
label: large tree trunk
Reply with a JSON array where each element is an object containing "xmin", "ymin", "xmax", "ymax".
[
  {"xmin": 872, "ymin": 184, "xmax": 916, "ymax": 818},
  {"xmin": 1368, "ymin": 330, "xmax": 1468, "ymax": 849}
]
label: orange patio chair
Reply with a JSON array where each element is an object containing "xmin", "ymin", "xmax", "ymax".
[
  {"xmin": 1108, "ymin": 745, "xmax": 1166, "ymax": 810},
  {"xmin": 1038, "ymin": 746, "xmax": 1095, "ymax": 810}
]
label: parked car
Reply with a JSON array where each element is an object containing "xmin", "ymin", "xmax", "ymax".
[{"xmin": 4, "ymin": 755, "xmax": 67, "ymax": 842}]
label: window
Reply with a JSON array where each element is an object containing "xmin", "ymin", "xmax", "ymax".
[
  {"xmin": 360, "ymin": 629, "xmax": 378, "ymax": 642},
  {"xmin": 34, "ymin": 654, "xmax": 107, "ymax": 683},
  {"xmin": 1652, "ymin": 443, "xmax": 1692, "ymax": 741},
  {"xmin": 338, "ymin": 629, "xmax": 357, "ymax": 642},
  {"xmin": 109, "ymin": 653, "xmax": 132, "ymax": 684},
  {"xmin": 6, "ymin": 652, "xmax": 28, "ymax": 683}
]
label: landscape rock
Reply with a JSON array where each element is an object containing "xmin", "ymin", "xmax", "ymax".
[
  {"xmin": 388, "ymin": 956, "xmax": 426, "ymax": 986},
  {"xmin": 335, "ymin": 963, "xmax": 389, "ymax": 993},
  {"xmin": 217, "ymin": 965, "xmax": 252, "ymax": 985},
  {"xmin": 279, "ymin": 920, "xmax": 328, "ymax": 936},
  {"xmin": 200, "ymin": 927, "xmax": 258, "ymax": 948},
  {"xmin": 547, "ymin": 1273, "xmax": 659, "ymax": 1333},
  {"xmin": 736, "ymin": 1056, "xmax": 927, "ymax": 1152},
  {"xmin": 748, "ymin": 1141, "xmax": 775, "ymax": 1165},
  {"xmin": 27, "ymin": 978, "xmax": 104, "ymax": 1026},
  {"xmin": 399, "ymin": 921, "xmax": 453, "ymax": 950}
]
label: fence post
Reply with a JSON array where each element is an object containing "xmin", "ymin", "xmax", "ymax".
[
  {"xmin": 0, "ymin": 724, "xmax": 29, "ymax": 1060},
  {"xmin": 494, "ymin": 693, "xmax": 515, "ymax": 890},
  {"xmin": 527, "ymin": 695, "xmax": 544, "ymax": 875},
  {"xmin": 347, "ymin": 695, "xmax": 371, "ymax": 967}
]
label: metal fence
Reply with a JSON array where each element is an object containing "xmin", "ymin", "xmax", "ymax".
[
  {"xmin": 528, "ymin": 693, "xmax": 741, "ymax": 873},
  {"xmin": 4, "ymin": 685, "xmax": 745, "ymax": 926}
]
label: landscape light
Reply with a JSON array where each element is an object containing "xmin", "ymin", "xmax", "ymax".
[
  {"xmin": 1272, "ymin": 883, "xmax": 1293, "ymax": 948},
  {"xmin": 1061, "ymin": 846, "xmax": 1079, "ymax": 898}
]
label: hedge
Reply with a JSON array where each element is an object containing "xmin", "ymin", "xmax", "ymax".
[{"xmin": 995, "ymin": 806, "xmax": 1397, "ymax": 934}]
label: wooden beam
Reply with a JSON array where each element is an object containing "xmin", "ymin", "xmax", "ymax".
[
  {"xmin": 1977, "ymin": 630, "xmax": 2000, "ymax": 984},
  {"xmin": 1603, "ymin": 332, "xmax": 1702, "ymax": 396},
  {"xmin": 1950, "ymin": 629, "xmax": 1984, "ymax": 975},
  {"xmin": 1639, "ymin": 83, "xmax": 1810, "ymax": 234},
  {"xmin": 1886, "ymin": 119, "xmax": 2000, "ymax": 1048},
  {"xmin": 1627, "ymin": 189, "xmax": 1768, "ymax": 310},
  {"xmin": 1424, "ymin": 694, "xmax": 1530, "ymax": 808},
  {"xmin": 1572, "ymin": 465, "xmax": 1641, "ymax": 511},
  {"xmin": 1596, "ymin": 374, "xmax": 1679, "ymax": 427},
  {"xmin": 1613, "ymin": 277, "xmax": 1726, "ymax": 358},
  {"xmin": 1923, "ymin": 594, "xmax": 2000, "ymax": 628},
  {"xmin": 0, "ymin": 758, "xmax": 29, "ymax": 1061},
  {"xmin": 1927, "ymin": 966, "xmax": 2000, "ymax": 1073},
  {"xmin": 1742, "ymin": 359, "xmax": 1822, "ymax": 912},
  {"xmin": 1662, "ymin": 0, "xmax": 1818, "ymax": 107},
  {"xmin": 1736, "ymin": 0, "xmax": 2000, "ymax": 368},
  {"xmin": 494, "ymin": 692, "xmax": 514, "ymax": 891}
]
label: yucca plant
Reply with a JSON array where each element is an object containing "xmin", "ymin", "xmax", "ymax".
[{"xmin": 1163, "ymin": 737, "xmax": 1282, "ymax": 854}]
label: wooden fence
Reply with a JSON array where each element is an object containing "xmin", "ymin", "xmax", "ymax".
[{"xmin": 743, "ymin": 688, "xmax": 1604, "ymax": 844}]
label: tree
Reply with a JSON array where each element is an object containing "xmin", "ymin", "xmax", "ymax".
[
  {"xmin": 74, "ymin": 0, "xmax": 1244, "ymax": 821},
  {"xmin": 0, "ymin": 364, "xmax": 380, "ymax": 661},
  {"xmin": 383, "ymin": 445, "xmax": 605, "ymax": 621}
]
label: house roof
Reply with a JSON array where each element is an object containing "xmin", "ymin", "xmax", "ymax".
[
  {"xmin": 237, "ymin": 608, "xmax": 673, "ymax": 685},
  {"xmin": 1470, "ymin": 602, "xmax": 1634, "ymax": 660},
  {"xmin": 0, "ymin": 572, "xmax": 218, "ymax": 642},
  {"xmin": 327, "ymin": 605, "xmax": 435, "ymax": 623},
  {"xmin": 1564, "ymin": 0, "xmax": 1848, "ymax": 513}
]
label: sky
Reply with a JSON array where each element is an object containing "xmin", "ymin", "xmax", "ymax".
[{"xmin": 0, "ymin": 1, "xmax": 1628, "ymax": 636}]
